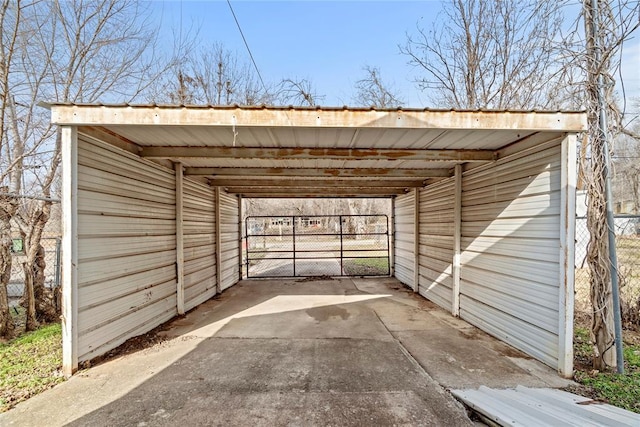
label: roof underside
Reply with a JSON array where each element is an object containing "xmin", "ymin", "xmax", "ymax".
[{"xmin": 50, "ymin": 104, "xmax": 587, "ymax": 198}]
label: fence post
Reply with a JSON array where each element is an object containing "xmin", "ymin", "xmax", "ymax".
[
  {"xmin": 339, "ymin": 215, "xmax": 344, "ymax": 276},
  {"xmin": 54, "ymin": 238, "xmax": 62, "ymax": 290},
  {"xmin": 292, "ymin": 216, "xmax": 296, "ymax": 277}
]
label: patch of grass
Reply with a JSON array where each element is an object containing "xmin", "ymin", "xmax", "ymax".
[
  {"xmin": 246, "ymin": 250, "xmax": 267, "ymax": 266},
  {"xmin": 572, "ymin": 327, "xmax": 640, "ymax": 413},
  {"xmin": 0, "ymin": 323, "xmax": 64, "ymax": 412},
  {"xmin": 574, "ymin": 327, "xmax": 592, "ymax": 359},
  {"xmin": 343, "ymin": 257, "xmax": 389, "ymax": 276}
]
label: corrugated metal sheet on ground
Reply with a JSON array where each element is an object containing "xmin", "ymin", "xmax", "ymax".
[{"xmin": 452, "ymin": 386, "xmax": 640, "ymax": 427}]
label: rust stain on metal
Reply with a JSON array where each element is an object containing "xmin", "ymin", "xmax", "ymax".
[
  {"xmin": 303, "ymin": 148, "xmax": 416, "ymax": 159},
  {"xmin": 281, "ymin": 148, "xmax": 306, "ymax": 156},
  {"xmin": 385, "ymin": 150, "xmax": 415, "ymax": 159},
  {"xmin": 354, "ymin": 168, "xmax": 387, "ymax": 176}
]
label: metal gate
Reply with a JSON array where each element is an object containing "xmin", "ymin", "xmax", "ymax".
[{"xmin": 245, "ymin": 215, "xmax": 390, "ymax": 278}]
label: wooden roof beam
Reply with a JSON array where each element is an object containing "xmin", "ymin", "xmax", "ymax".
[
  {"xmin": 233, "ymin": 194, "xmax": 393, "ymax": 199},
  {"xmin": 185, "ymin": 167, "xmax": 453, "ymax": 178},
  {"xmin": 208, "ymin": 178, "xmax": 425, "ymax": 188},
  {"xmin": 221, "ymin": 187, "xmax": 410, "ymax": 196},
  {"xmin": 142, "ymin": 146, "xmax": 496, "ymax": 162}
]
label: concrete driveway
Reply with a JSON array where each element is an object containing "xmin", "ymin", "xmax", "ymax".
[{"xmin": 1, "ymin": 278, "xmax": 570, "ymax": 426}]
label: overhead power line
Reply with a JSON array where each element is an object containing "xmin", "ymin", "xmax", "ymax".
[{"xmin": 226, "ymin": 0, "xmax": 269, "ymax": 96}]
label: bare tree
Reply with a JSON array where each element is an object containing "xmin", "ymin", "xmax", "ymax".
[
  {"xmin": 152, "ymin": 41, "xmax": 327, "ymax": 108},
  {"xmin": 612, "ymin": 115, "xmax": 640, "ymax": 213},
  {"xmin": 0, "ymin": 0, "xmax": 165, "ymax": 334},
  {"xmin": 353, "ymin": 66, "xmax": 403, "ymax": 108},
  {"xmin": 154, "ymin": 43, "xmax": 274, "ymax": 105},
  {"xmin": 400, "ymin": 0, "xmax": 571, "ymax": 109},
  {"xmin": 0, "ymin": 0, "xmax": 22, "ymax": 337},
  {"xmin": 276, "ymin": 78, "xmax": 325, "ymax": 107}
]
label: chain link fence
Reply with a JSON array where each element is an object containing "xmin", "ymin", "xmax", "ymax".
[
  {"xmin": 245, "ymin": 215, "xmax": 390, "ymax": 278},
  {"xmin": 575, "ymin": 215, "xmax": 640, "ymax": 325},
  {"xmin": 8, "ymin": 237, "xmax": 61, "ymax": 310}
]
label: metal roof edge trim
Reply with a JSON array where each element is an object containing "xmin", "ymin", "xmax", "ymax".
[
  {"xmin": 47, "ymin": 103, "xmax": 587, "ymax": 131},
  {"xmin": 42, "ymin": 101, "xmax": 586, "ymax": 114}
]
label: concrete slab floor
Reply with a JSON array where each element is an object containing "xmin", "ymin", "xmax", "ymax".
[{"xmin": 0, "ymin": 278, "xmax": 571, "ymax": 426}]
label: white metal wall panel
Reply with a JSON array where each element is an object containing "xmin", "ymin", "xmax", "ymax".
[
  {"xmin": 76, "ymin": 134, "xmax": 177, "ymax": 362},
  {"xmin": 394, "ymin": 192, "xmax": 415, "ymax": 288},
  {"xmin": 418, "ymin": 179, "xmax": 455, "ymax": 310},
  {"xmin": 219, "ymin": 191, "xmax": 240, "ymax": 290},
  {"xmin": 459, "ymin": 138, "xmax": 563, "ymax": 367},
  {"xmin": 183, "ymin": 178, "xmax": 217, "ymax": 311}
]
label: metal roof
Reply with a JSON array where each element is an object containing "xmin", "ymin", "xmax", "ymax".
[
  {"xmin": 452, "ymin": 386, "xmax": 640, "ymax": 427},
  {"xmin": 43, "ymin": 102, "xmax": 586, "ymax": 113},
  {"xmin": 48, "ymin": 104, "xmax": 587, "ymax": 198}
]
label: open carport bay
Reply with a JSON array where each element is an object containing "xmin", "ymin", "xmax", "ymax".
[
  {"xmin": 0, "ymin": 278, "xmax": 571, "ymax": 426},
  {"xmin": 49, "ymin": 105, "xmax": 585, "ymax": 377}
]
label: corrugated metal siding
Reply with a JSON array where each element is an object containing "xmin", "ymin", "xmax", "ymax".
[
  {"xmin": 459, "ymin": 138, "xmax": 562, "ymax": 367},
  {"xmin": 218, "ymin": 190, "xmax": 240, "ymax": 290},
  {"xmin": 452, "ymin": 386, "xmax": 640, "ymax": 427},
  {"xmin": 394, "ymin": 192, "xmax": 415, "ymax": 288},
  {"xmin": 77, "ymin": 134, "xmax": 177, "ymax": 362},
  {"xmin": 418, "ymin": 179, "xmax": 455, "ymax": 310},
  {"xmin": 183, "ymin": 178, "xmax": 216, "ymax": 311}
]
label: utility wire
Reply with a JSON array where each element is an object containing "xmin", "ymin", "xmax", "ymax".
[{"xmin": 226, "ymin": 0, "xmax": 269, "ymax": 96}]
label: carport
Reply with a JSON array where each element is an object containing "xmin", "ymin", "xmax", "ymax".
[{"xmin": 49, "ymin": 104, "xmax": 586, "ymax": 377}]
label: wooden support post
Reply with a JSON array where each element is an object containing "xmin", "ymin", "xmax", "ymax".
[
  {"xmin": 175, "ymin": 162, "xmax": 185, "ymax": 315},
  {"xmin": 61, "ymin": 126, "xmax": 78, "ymax": 376},
  {"xmin": 559, "ymin": 133, "xmax": 577, "ymax": 377},
  {"xmin": 215, "ymin": 186, "xmax": 222, "ymax": 293},
  {"xmin": 452, "ymin": 164, "xmax": 462, "ymax": 317},
  {"xmin": 413, "ymin": 188, "xmax": 420, "ymax": 293}
]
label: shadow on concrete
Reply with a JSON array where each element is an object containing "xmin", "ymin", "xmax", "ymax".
[
  {"xmin": 62, "ymin": 278, "xmax": 472, "ymax": 426},
  {"xmin": 1, "ymin": 278, "xmax": 570, "ymax": 426}
]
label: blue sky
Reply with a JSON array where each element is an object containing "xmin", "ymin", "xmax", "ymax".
[{"xmin": 152, "ymin": 0, "xmax": 640, "ymax": 109}]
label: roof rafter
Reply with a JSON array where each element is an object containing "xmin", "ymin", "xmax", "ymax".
[
  {"xmin": 208, "ymin": 178, "xmax": 425, "ymax": 188},
  {"xmin": 143, "ymin": 147, "xmax": 496, "ymax": 162},
  {"xmin": 184, "ymin": 167, "xmax": 452, "ymax": 178},
  {"xmin": 221, "ymin": 187, "xmax": 409, "ymax": 196}
]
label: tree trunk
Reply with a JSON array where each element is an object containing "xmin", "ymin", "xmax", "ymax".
[
  {"xmin": 22, "ymin": 258, "xmax": 38, "ymax": 331},
  {"xmin": 31, "ymin": 244, "xmax": 56, "ymax": 322},
  {"xmin": 0, "ymin": 212, "xmax": 15, "ymax": 338},
  {"xmin": 21, "ymin": 202, "xmax": 58, "ymax": 326},
  {"xmin": 583, "ymin": 0, "xmax": 620, "ymax": 371},
  {"xmin": 586, "ymin": 141, "xmax": 617, "ymax": 370}
]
